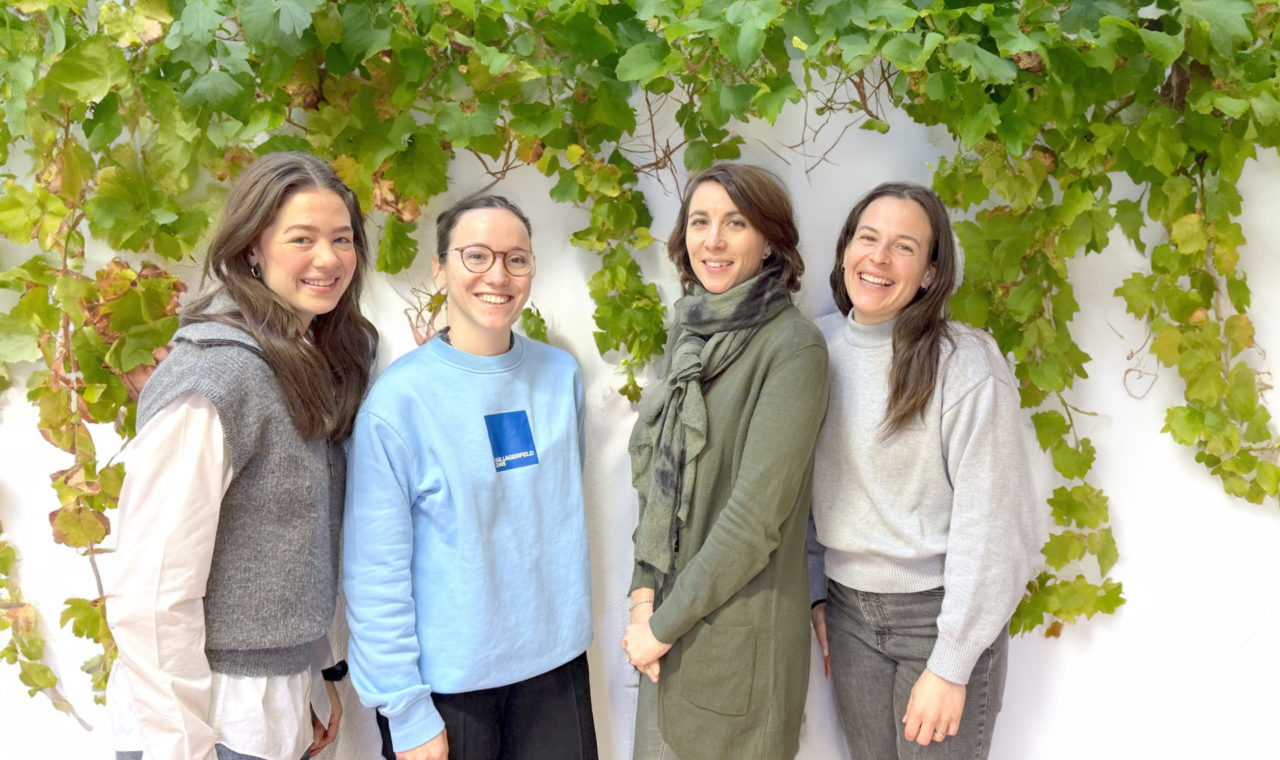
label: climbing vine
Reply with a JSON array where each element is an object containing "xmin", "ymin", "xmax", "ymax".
[{"xmin": 1, "ymin": 0, "xmax": 1277, "ymax": 710}]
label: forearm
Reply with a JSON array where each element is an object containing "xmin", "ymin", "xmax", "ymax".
[
  {"xmin": 650, "ymin": 344, "xmax": 829, "ymax": 643},
  {"xmin": 106, "ymin": 393, "xmax": 227, "ymax": 760},
  {"xmin": 344, "ymin": 413, "xmax": 443, "ymax": 751},
  {"xmin": 933, "ymin": 377, "xmax": 1043, "ymax": 683}
]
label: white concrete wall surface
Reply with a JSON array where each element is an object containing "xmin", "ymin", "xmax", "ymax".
[{"xmin": 3, "ymin": 99, "xmax": 1279, "ymax": 759}]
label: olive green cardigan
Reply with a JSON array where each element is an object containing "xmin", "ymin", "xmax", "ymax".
[{"xmin": 631, "ymin": 304, "xmax": 830, "ymax": 760}]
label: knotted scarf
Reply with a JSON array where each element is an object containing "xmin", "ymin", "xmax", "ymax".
[{"xmin": 629, "ymin": 271, "xmax": 793, "ymax": 582}]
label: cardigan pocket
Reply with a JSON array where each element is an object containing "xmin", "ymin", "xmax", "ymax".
[{"xmin": 679, "ymin": 621, "xmax": 756, "ymax": 716}]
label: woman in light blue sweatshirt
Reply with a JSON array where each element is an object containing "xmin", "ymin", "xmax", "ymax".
[
  {"xmin": 343, "ymin": 195, "xmax": 596, "ymax": 760},
  {"xmin": 809, "ymin": 182, "xmax": 1044, "ymax": 759}
]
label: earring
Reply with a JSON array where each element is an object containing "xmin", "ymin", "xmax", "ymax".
[
  {"xmin": 250, "ymin": 263, "xmax": 262, "ymax": 279},
  {"xmin": 763, "ymin": 248, "xmax": 772, "ymax": 260}
]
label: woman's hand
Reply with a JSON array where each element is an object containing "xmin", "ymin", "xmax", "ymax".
[
  {"xmin": 622, "ymin": 618, "xmax": 672, "ymax": 678},
  {"xmin": 902, "ymin": 668, "xmax": 965, "ymax": 746},
  {"xmin": 811, "ymin": 602, "xmax": 830, "ymax": 678},
  {"xmin": 307, "ymin": 680, "xmax": 342, "ymax": 755},
  {"xmin": 397, "ymin": 730, "xmax": 448, "ymax": 760},
  {"xmin": 622, "ymin": 589, "xmax": 668, "ymax": 681}
]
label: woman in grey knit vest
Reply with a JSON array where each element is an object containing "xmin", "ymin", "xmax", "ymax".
[
  {"xmin": 623, "ymin": 163, "xmax": 830, "ymax": 760},
  {"xmin": 809, "ymin": 182, "xmax": 1044, "ymax": 759},
  {"xmin": 105, "ymin": 152, "xmax": 377, "ymax": 760}
]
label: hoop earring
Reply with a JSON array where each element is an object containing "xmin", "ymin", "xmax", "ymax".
[{"xmin": 250, "ymin": 263, "xmax": 262, "ymax": 279}]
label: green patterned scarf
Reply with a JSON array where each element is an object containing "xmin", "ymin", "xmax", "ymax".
[{"xmin": 629, "ymin": 271, "xmax": 792, "ymax": 581}]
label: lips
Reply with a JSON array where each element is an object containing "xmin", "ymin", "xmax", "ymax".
[
  {"xmin": 858, "ymin": 272, "xmax": 893, "ymax": 287},
  {"xmin": 476, "ymin": 293, "xmax": 512, "ymax": 304},
  {"xmin": 301, "ymin": 277, "xmax": 341, "ymax": 288}
]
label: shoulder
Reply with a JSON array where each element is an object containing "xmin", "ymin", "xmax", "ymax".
[
  {"xmin": 520, "ymin": 335, "xmax": 580, "ymax": 369},
  {"xmin": 141, "ymin": 324, "xmax": 269, "ymax": 410},
  {"xmin": 514, "ymin": 339, "xmax": 584, "ymax": 403},
  {"xmin": 939, "ymin": 322, "xmax": 1017, "ymax": 399},
  {"xmin": 360, "ymin": 341, "xmax": 438, "ymax": 416},
  {"xmin": 757, "ymin": 305, "xmax": 827, "ymax": 353}
]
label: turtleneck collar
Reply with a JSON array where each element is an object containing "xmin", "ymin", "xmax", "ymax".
[{"xmin": 842, "ymin": 311, "xmax": 896, "ymax": 349}]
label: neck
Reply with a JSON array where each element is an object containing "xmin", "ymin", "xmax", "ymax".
[{"xmin": 447, "ymin": 324, "xmax": 513, "ymax": 356}]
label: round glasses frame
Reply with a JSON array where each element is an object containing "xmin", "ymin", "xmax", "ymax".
[{"xmin": 447, "ymin": 244, "xmax": 536, "ymax": 276}]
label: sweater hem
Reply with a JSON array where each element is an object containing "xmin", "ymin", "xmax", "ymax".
[{"xmin": 207, "ymin": 637, "xmax": 321, "ymax": 677}]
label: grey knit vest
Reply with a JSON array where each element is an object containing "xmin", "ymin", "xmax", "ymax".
[{"xmin": 136, "ymin": 320, "xmax": 344, "ymax": 676}]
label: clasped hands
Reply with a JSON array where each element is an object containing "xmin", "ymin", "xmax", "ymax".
[{"xmin": 621, "ymin": 595, "xmax": 670, "ymax": 683}]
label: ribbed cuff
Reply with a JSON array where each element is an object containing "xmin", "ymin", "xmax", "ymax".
[
  {"xmin": 386, "ymin": 693, "xmax": 447, "ymax": 754},
  {"xmin": 926, "ymin": 634, "xmax": 987, "ymax": 686}
]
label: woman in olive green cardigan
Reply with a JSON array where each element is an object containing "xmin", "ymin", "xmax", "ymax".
[{"xmin": 622, "ymin": 163, "xmax": 830, "ymax": 760}]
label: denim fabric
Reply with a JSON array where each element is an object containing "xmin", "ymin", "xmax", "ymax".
[
  {"xmin": 632, "ymin": 675, "xmax": 681, "ymax": 760},
  {"xmin": 825, "ymin": 580, "xmax": 1008, "ymax": 760}
]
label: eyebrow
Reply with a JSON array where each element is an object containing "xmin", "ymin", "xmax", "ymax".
[
  {"xmin": 456, "ymin": 242, "xmax": 532, "ymax": 251},
  {"xmin": 281, "ymin": 223, "xmax": 354, "ymax": 235},
  {"xmin": 856, "ymin": 224, "xmax": 921, "ymax": 246},
  {"xmin": 689, "ymin": 209, "xmax": 744, "ymax": 218}
]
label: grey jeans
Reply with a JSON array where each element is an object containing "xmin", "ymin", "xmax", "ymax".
[
  {"xmin": 825, "ymin": 580, "xmax": 1008, "ymax": 760},
  {"xmin": 631, "ymin": 674, "xmax": 681, "ymax": 760}
]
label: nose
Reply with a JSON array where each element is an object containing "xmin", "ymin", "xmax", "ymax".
[
  {"xmin": 705, "ymin": 224, "xmax": 724, "ymax": 249},
  {"xmin": 485, "ymin": 254, "xmax": 512, "ymax": 283},
  {"xmin": 869, "ymin": 240, "xmax": 891, "ymax": 264},
  {"xmin": 313, "ymin": 241, "xmax": 341, "ymax": 268}
]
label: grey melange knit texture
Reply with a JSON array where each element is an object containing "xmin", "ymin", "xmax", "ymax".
[
  {"xmin": 136, "ymin": 320, "xmax": 343, "ymax": 676},
  {"xmin": 810, "ymin": 313, "xmax": 1046, "ymax": 685}
]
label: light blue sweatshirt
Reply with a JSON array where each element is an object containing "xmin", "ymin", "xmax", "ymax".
[{"xmin": 343, "ymin": 334, "xmax": 592, "ymax": 753}]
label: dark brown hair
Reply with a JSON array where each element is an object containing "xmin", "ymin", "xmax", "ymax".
[
  {"xmin": 185, "ymin": 151, "xmax": 377, "ymax": 443},
  {"xmin": 434, "ymin": 194, "xmax": 532, "ymax": 262},
  {"xmin": 667, "ymin": 163, "xmax": 803, "ymax": 294},
  {"xmin": 829, "ymin": 181, "xmax": 958, "ymax": 435}
]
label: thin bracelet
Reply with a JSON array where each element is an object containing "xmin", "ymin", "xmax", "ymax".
[{"xmin": 629, "ymin": 598, "xmax": 654, "ymax": 610}]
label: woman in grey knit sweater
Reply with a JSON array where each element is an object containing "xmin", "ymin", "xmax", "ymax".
[{"xmin": 809, "ymin": 182, "xmax": 1044, "ymax": 759}]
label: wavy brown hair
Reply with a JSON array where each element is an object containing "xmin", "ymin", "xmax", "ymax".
[
  {"xmin": 829, "ymin": 181, "xmax": 958, "ymax": 436},
  {"xmin": 184, "ymin": 151, "xmax": 377, "ymax": 442},
  {"xmin": 668, "ymin": 163, "xmax": 803, "ymax": 294}
]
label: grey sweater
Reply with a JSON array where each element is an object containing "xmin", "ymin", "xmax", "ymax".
[
  {"xmin": 137, "ymin": 320, "xmax": 344, "ymax": 676},
  {"xmin": 810, "ymin": 313, "xmax": 1045, "ymax": 685}
]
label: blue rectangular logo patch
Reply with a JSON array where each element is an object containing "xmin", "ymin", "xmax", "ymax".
[{"xmin": 484, "ymin": 410, "xmax": 539, "ymax": 472}]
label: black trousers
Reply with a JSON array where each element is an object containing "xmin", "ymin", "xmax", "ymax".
[{"xmin": 377, "ymin": 652, "xmax": 598, "ymax": 760}]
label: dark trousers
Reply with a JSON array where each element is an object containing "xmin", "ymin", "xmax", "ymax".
[{"xmin": 377, "ymin": 652, "xmax": 598, "ymax": 760}]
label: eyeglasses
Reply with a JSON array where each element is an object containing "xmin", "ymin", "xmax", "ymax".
[{"xmin": 447, "ymin": 244, "xmax": 536, "ymax": 276}]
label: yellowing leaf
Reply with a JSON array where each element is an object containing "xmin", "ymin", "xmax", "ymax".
[
  {"xmin": 48, "ymin": 507, "xmax": 110, "ymax": 548},
  {"xmin": 1224, "ymin": 314, "xmax": 1254, "ymax": 354},
  {"xmin": 1169, "ymin": 212, "xmax": 1207, "ymax": 254}
]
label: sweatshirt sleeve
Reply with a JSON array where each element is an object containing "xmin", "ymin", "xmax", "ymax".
[
  {"xmin": 342, "ymin": 410, "xmax": 446, "ymax": 752},
  {"xmin": 105, "ymin": 392, "xmax": 229, "ymax": 760},
  {"xmin": 649, "ymin": 340, "xmax": 829, "ymax": 644},
  {"xmin": 928, "ymin": 373, "xmax": 1046, "ymax": 684}
]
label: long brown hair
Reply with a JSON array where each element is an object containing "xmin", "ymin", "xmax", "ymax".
[
  {"xmin": 668, "ymin": 163, "xmax": 804, "ymax": 294},
  {"xmin": 829, "ymin": 182, "xmax": 957, "ymax": 435},
  {"xmin": 184, "ymin": 151, "xmax": 377, "ymax": 443}
]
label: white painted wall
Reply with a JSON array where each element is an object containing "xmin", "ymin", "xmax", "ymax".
[{"xmin": 3, "ymin": 98, "xmax": 1279, "ymax": 759}]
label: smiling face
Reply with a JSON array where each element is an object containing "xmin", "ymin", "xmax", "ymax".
[
  {"xmin": 433, "ymin": 206, "xmax": 533, "ymax": 356},
  {"xmin": 249, "ymin": 188, "xmax": 357, "ymax": 330},
  {"xmin": 684, "ymin": 181, "xmax": 768, "ymax": 294},
  {"xmin": 842, "ymin": 195, "xmax": 937, "ymax": 325}
]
